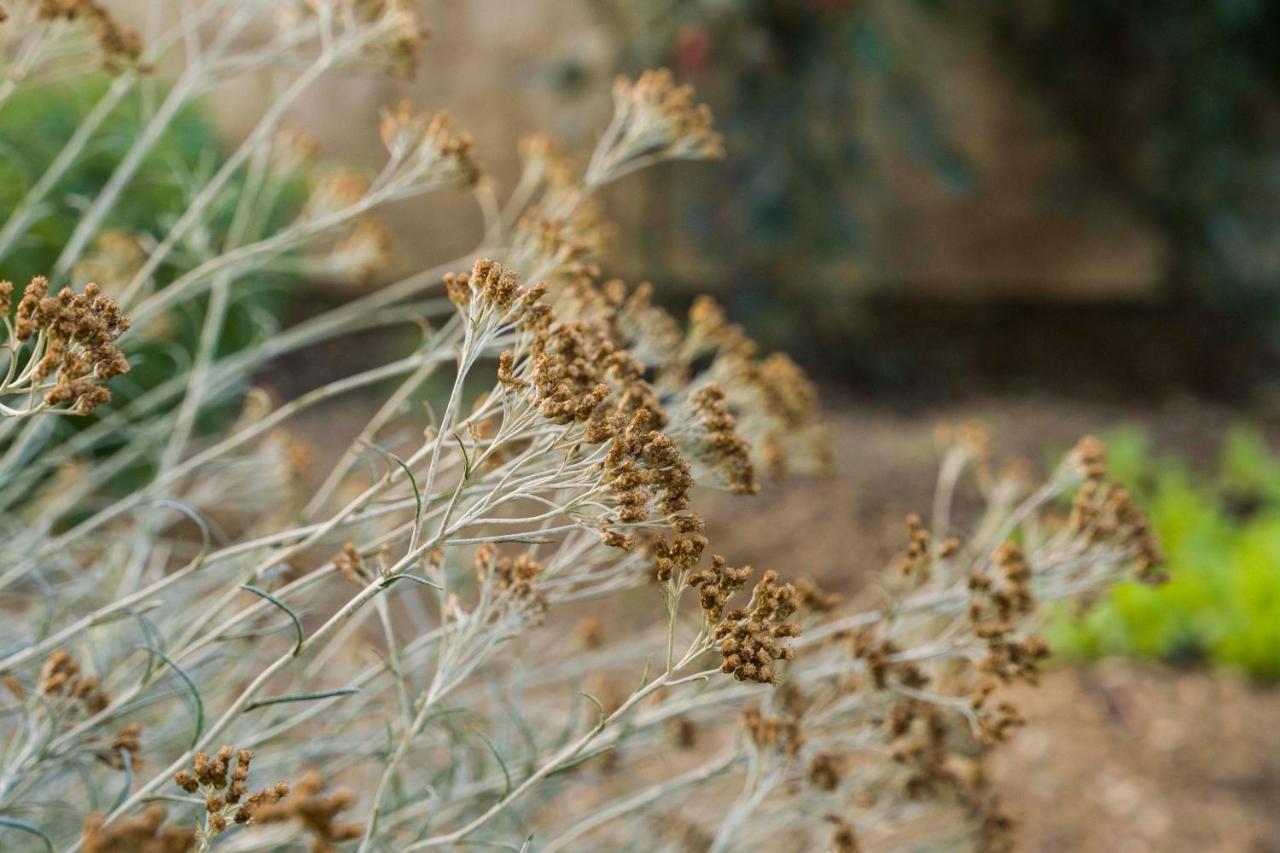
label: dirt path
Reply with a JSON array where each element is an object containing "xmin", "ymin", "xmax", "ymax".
[{"xmin": 997, "ymin": 661, "xmax": 1280, "ymax": 852}]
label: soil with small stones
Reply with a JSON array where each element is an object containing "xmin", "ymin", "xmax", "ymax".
[{"xmin": 995, "ymin": 661, "xmax": 1280, "ymax": 852}]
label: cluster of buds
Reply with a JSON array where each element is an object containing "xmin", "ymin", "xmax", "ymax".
[
  {"xmin": 289, "ymin": 140, "xmax": 398, "ymax": 285},
  {"xmin": 23, "ymin": 0, "xmax": 144, "ymax": 70},
  {"xmin": 901, "ymin": 507, "xmax": 962, "ymax": 581},
  {"xmin": 714, "ymin": 570, "xmax": 801, "ymax": 684},
  {"xmin": 885, "ymin": 703, "xmax": 971, "ymax": 802},
  {"xmin": 742, "ymin": 705, "xmax": 804, "ymax": 757},
  {"xmin": 270, "ymin": 128, "xmax": 321, "ymax": 176},
  {"xmin": 174, "ymin": 746, "xmax": 289, "ymax": 836},
  {"xmin": 851, "ymin": 630, "xmax": 927, "ymax": 692},
  {"xmin": 646, "ymin": 513, "xmax": 707, "ymax": 582},
  {"xmin": 378, "ymin": 102, "xmax": 481, "ymax": 190},
  {"xmin": 508, "ymin": 200, "xmax": 616, "ymax": 284},
  {"xmin": 474, "ymin": 545, "xmax": 547, "ymax": 621},
  {"xmin": 253, "ymin": 771, "xmax": 364, "ymax": 849},
  {"xmin": 516, "ymin": 134, "xmax": 575, "ymax": 192},
  {"xmin": 1068, "ymin": 436, "xmax": 1165, "ymax": 583},
  {"xmin": 276, "ymin": 0, "xmax": 427, "ymax": 78},
  {"xmin": 683, "ymin": 297, "xmax": 828, "ymax": 480},
  {"xmin": 612, "ymin": 281, "xmax": 685, "ymax": 370},
  {"xmin": 682, "ymin": 384, "xmax": 759, "ymax": 495},
  {"xmin": 474, "ymin": 261, "xmax": 825, "ymax": 593},
  {"xmin": 444, "ymin": 258, "xmax": 545, "ymax": 328},
  {"xmin": 334, "ymin": 541, "xmax": 372, "ymax": 586},
  {"xmin": 97, "ymin": 723, "xmax": 142, "ymax": 770},
  {"xmin": 756, "ymin": 431, "xmax": 1168, "ymax": 849},
  {"xmin": 503, "ymin": 138, "xmax": 614, "ymax": 283},
  {"xmin": 967, "ymin": 542, "xmax": 1051, "ymax": 691},
  {"xmin": 83, "ymin": 805, "xmax": 193, "ymax": 853},
  {"xmin": 808, "ymin": 752, "xmax": 843, "ymax": 791},
  {"xmin": 604, "ymin": 410, "xmax": 694, "ymax": 517},
  {"xmin": 353, "ymin": 0, "xmax": 428, "ymax": 78},
  {"xmin": 688, "ymin": 554, "xmax": 752, "ymax": 621},
  {"xmin": 587, "ymin": 68, "xmax": 724, "ymax": 185},
  {"xmin": 2, "ymin": 277, "xmax": 130, "ymax": 415},
  {"xmin": 524, "ymin": 318, "xmax": 616, "ymax": 426},
  {"xmin": 317, "ymin": 218, "xmax": 394, "ymax": 285},
  {"xmin": 303, "ymin": 171, "xmax": 370, "ymax": 221},
  {"xmin": 38, "ymin": 649, "xmax": 110, "ymax": 714},
  {"xmin": 456, "ymin": 263, "xmax": 784, "ymax": 611},
  {"xmin": 794, "ymin": 577, "xmax": 841, "ymax": 613},
  {"xmin": 874, "ymin": 695, "xmax": 1017, "ymax": 850},
  {"xmin": 826, "ymin": 816, "xmax": 861, "ymax": 853},
  {"xmin": 683, "ymin": 294, "xmax": 757, "ymax": 361}
]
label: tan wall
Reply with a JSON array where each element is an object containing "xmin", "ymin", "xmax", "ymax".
[{"xmin": 112, "ymin": 0, "xmax": 1167, "ymax": 302}]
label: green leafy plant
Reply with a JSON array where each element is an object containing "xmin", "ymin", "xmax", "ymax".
[
  {"xmin": 0, "ymin": 76, "xmax": 219, "ymax": 283},
  {"xmin": 0, "ymin": 75, "xmax": 301, "ymax": 424},
  {"xmin": 1052, "ymin": 425, "xmax": 1280, "ymax": 678}
]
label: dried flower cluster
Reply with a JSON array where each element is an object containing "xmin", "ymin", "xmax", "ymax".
[
  {"xmin": 684, "ymin": 433, "xmax": 1165, "ymax": 851},
  {"xmin": 1068, "ymin": 436, "xmax": 1165, "ymax": 584},
  {"xmin": 83, "ymin": 805, "xmax": 193, "ymax": 853},
  {"xmin": 378, "ymin": 101, "xmax": 481, "ymax": 188},
  {"xmin": 38, "ymin": 649, "xmax": 109, "ymax": 714},
  {"xmin": 174, "ymin": 747, "xmax": 290, "ymax": 842},
  {"xmin": 0, "ymin": 277, "xmax": 130, "ymax": 415},
  {"xmin": 277, "ymin": 0, "xmax": 427, "ymax": 77},
  {"xmin": 587, "ymin": 68, "xmax": 724, "ymax": 184},
  {"xmin": 474, "ymin": 544, "xmax": 547, "ymax": 620},
  {"xmin": 2, "ymin": 0, "xmax": 143, "ymax": 77},
  {"xmin": 254, "ymin": 771, "xmax": 364, "ymax": 851}
]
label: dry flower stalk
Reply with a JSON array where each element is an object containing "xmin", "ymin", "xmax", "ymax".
[
  {"xmin": 587, "ymin": 68, "xmax": 724, "ymax": 185},
  {"xmin": 1, "ymin": 0, "xmax": 144, "ymax": 84}
]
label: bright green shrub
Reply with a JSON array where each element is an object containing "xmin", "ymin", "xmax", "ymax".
[{"xmin": 1051, "ymin": 425, "xmax": 1280, "ymax": 677}]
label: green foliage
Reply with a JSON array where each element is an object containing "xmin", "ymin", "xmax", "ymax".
[
  {"xmin": 0, "ymin": 76, "xmax": 216, "ymax": 282},
  {"xmin": 1051, "ymin": 424, "xmax": 1280, "ymax": 678},
  {"xmin": 0, "ymin": 77, "xmax": 309, "ymax": 498},
  {"xmin": 0, "ymin": 75, "xmax": 304, "ymax": 339}
]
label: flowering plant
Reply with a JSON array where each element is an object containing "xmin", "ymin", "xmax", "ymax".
[{"xmin": 0, "ymin": 4, "xmax": 1161, "ymax": 851}]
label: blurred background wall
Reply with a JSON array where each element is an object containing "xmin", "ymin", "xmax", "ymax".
[{"xmin": 125, "ymin": 0, "xmax": 1280, "ymax": 399}]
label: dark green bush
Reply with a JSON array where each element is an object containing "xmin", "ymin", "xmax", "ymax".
[{"xmin": 0, "ymin": 78, "xmax": 307, "ymax": 499}]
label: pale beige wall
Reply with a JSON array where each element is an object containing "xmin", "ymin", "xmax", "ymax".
[{"xmin": 108, "ymin": 0, "xmax": 1167, "ymax": 301}]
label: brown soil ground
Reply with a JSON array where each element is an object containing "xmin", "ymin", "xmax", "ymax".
[
  {"xmin": 699, "ymin": 393, "xmax": 1275, "ymax": 589},
  {"xmin": 996, "ymin": 661, "xmax": 1280, "ymax": 852}
]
